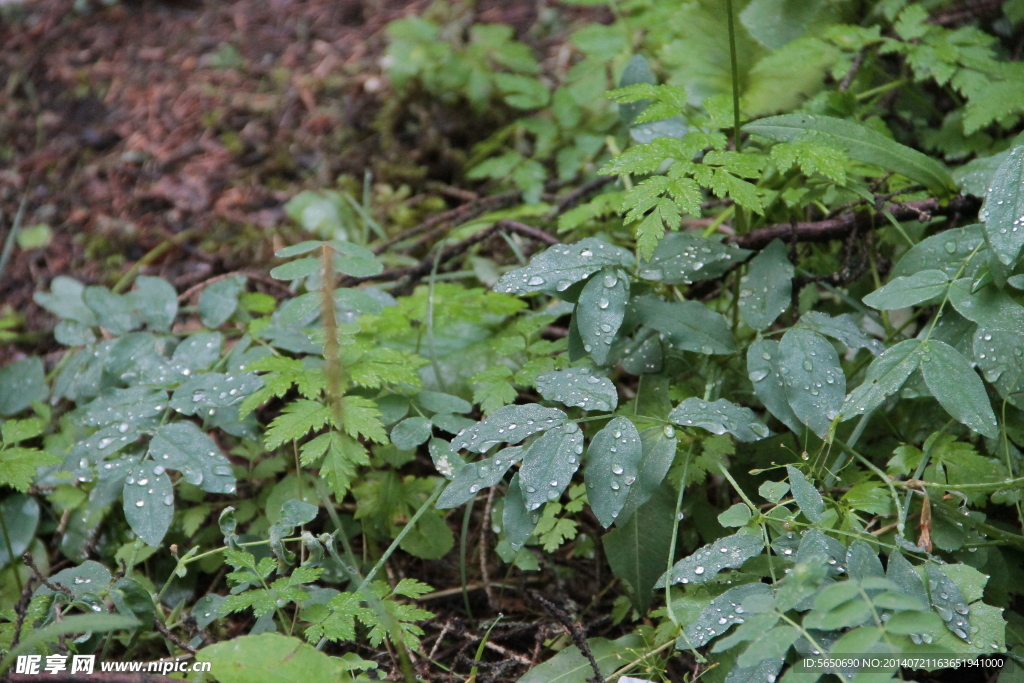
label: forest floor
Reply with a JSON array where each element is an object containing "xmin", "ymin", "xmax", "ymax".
[{"xmin": 0, "ymin": 1, "xmax": 636, "ymax": 680}]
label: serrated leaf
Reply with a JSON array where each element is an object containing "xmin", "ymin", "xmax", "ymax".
[
  {"xmin": 683, "ymin": 583, "xmax": 773, "ymax": 647},
  {"xmin": 739, "ymin": 239, "xmax": 793, "ymax": 330},
  {"xmin": 921, "ymin": 340, "xmax": 999, "ymax": 438},
  {"xmin": 668, "ymin": 397, "xmax": 769, "ymax": 441},
  {"xmin": 639, "ymin": 232, "xmax": 752, "ymax": 284},
  {"xmin": 978, "ymin": 146, "xmax": 1024, "ymax": 266},
  {"xmin": 863, "ymin": 270, "xmax": 950, "ymax": 310},
  {"xmin": 493, "ymin": 238, "xmax": 634, "ymax": 296},
  {"xmin": 841, "ymin": 339, "xmax": 922, "ymax": 419},
  {"xmin": 199, "ymin": 275, "xmax": 247, "ymax": 327},
  {"xmin": 519, "ymin": 423, "xmax": 584, "ymax": 510},
  {"xmin": 148, "ymin": 422, "xmax": 235, "ymax": 494},
  {"xmin": 264, "ymin": 399, "xmax": 331, "ymax": 449},
  {"xmin": 451, "ymin": 404, "xmax": 567, "ymax": 453},
  {"xmin": 656, "ymin": 531, "xmax": 763, "ymax": 587},
  {"xmin": 576, "ymin": 268, "xmax": 628, "ymax": 365},
  {"xmin": 123, "ymin": 464, "xmax": 173, "ymax": 547},
  {"xmin": 632, "ymin": 295, "xmax": 735, "ymax": 354},
  {"xmin": 321, "ymin": 433, "xmax": 369, "ymax": 499},
  {"xmin": 787, "ymin": 465, "xmax": 824, "ymax": 522},
  {"xmin": 747, "ymin": 339, "xmax": 803, "ymax": 434},
  {"xmin": 503, "ymin": 473, "xmax": 540, "ymax": 552},
  {"xmin": 390, "ymin": 417, "xmax": 433, "ymax": 450},
  {"xmin": 744, "ymin": 114, "xmax": 956, "ymax": 195},
  {"xmin": 603, "ymin": 483, "xmax": 675, "ymax": 611},
  {"xmin": 584, "ymin": 417, "xmax": 642, "ymax": 527},
  {"xmin": 437, "ymin": 447, "xmax": 524, "ymax": 508},
  {"xmin": 779, "ymin": 328, "xmax": 845, "ymax": 438},
  {"xmin": 535, "ymin": 367, "xmax": 618, "ymax": 411}
]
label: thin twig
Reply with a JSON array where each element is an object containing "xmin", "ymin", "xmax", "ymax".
[
  {"xmin": 479, "ymin": 486, "xmax": 497, "ymax": 611},
  {"xmin": 372, "ymin": 191, "xmax": 521, "ymax": 255},
  {"xmin": 530, "ymin": 592, "xmax": 602, "ymax": 683},
  {"xmin": 153, "ymin": 619, "xmax": 197, "ymax": 655},
  {"xmin": 22, "ymin": 552, "xmax": 73, "ymax": 598}
]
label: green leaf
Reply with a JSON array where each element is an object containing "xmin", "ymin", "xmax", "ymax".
[
  {"xmin": 616, "ymin": 426, "xmax": 677, "ymax": 525},
  {"xmin": 270, "ymin": 257, "xmax": 320, "ymax": 281},
  {"xmin": 34, "ymin": 560, "xmax": 112, "ymax": 597},
  {"xmin": 603, "ymin": 484, "xmax": 675, "ymax": 611},
  {"xmin": 948, "ymin": 278, "xmax": 1024, "ymax": 330},
  {"xmin": 127, "ymin": 276, "xmax": 179, "ymax": 332},
  {"xmin": 796, "ymin": 311, "xmax": 883, "ymax": 354},
  {"xmin": 656, "ymin": 531, "xmax": 763, "ymax": 587},
  {"xmin": 972, "ymin": 326, "xmax": 1024, "ymax": 408},
  {"xmin": 737, "ymin": 625, "xmax": 799, "ymax": 668},
  {"xmin": 517, "ymin": 634, "xmax": 644, "ymax": 683},
  {"xmin": 415, "ymin": 391, "xmax": 472, "ymax": 415},
  {"xmin": 639, "ymin": 232, "xmax": 751, "ymax": 285},
  {"xmin": 148, "ymin": 422, "xmax": 236, "ymax": 494},
  {"xmin": 84, "ymin": 286, "xmax": 141, "ymax": 335},
  {"xmin": 745, "ymin": 114, "xmax": 956, "ymax": 195},
  {"xmin": 584, "ymin": 417, "xmax": 642, "ymax": 528},
  {"xmin": 503, "ymin": 473, "xmax": 540, "ymax": 552},
  {"xmin": 863, "ymin": 270, "xmax": 950, "ymax": 310},
  {"xmin": 779, "ymin": 328, "xmax": 845, "ymax": 438},
  {"xmin": 122, "ymin": 464, "xmax": 174, "ymax": 547},
  {"xmin": 390, "ymin": 417, "xmax": 433, "ymax": 450},
  {"xmin": 264, "ymin": 399, "xmax": 331, "ymax": 449},
  {"xmin": 719, "ymin": 503, "xmax": 753, "ymax": 527},
  {"xmin": 747, "ymin": 339, "xmax": 803, "ymax": 434},
  {"xmin": 979, "ymin": 146, "xmax": 1024, "ymax": 266},
  {"xmin": 668, "ymin": 397, "xmax": 769, "ymax": 441},
  {"xmin": 535, "ymin": 367, "xmax": 618, "ymax": 412},
  {"xmin": 436, "ymin": 447, "xmax": 523, "ymax": 508},
  {"xmin": 199, "ymin": 275, "xmax": 247, "ymax": 327},
  {"xmin": 493, "ymin": 238, "xmax": 634, "ymax": 296},
  {"xmin": 740, "ymin": 239, "xmax": 792, "ymax": 330},
  {"xmin": 682, "ymin": 583, "xmax": 773, "ymax": 647},
  {"xmin": 891, "ymin": 225, "xmax": 988, "ymax": 281},
  {"xmin": 0, "ymin": 614, "xmax": 139, "ymax": 673},
  {"xmin": 841, "ymin": 339, "xmax": 922, "ymax": 419},
  {"xmin": 319, "ymin": 433, "xmax": 370, "ymax": 499},
  {"xmin": 632, "ymin": 295, "xmax": 735, "ymax": 354},
  {"xmin": 921, "ymin": 340, "xmax": 999, "ymax": 437},
  {"xmin": 786, "ymin": 465, "xmax": 824, "ymax": 522},
  {"xmin": 886, "ymin": 551, "xmax": 929, "ymax": 608},
  {"xmin": 758, "ymin": 480, "xmax": 790, "ymax": 503},
  {"xmin": 33, "ymin": 276, "xmax": 98, "ymax": 325},
  {"xmin": 0, "ymin": 357, "xmax": 47, "ymax": 417},
  {"xmin": 740, "ymin": 0, "xmax": 824, "ymax": 49},
  {"xmin": 196, "ymin": 633, "xmax": 347, "ymax": 683},
  {"xmin": 0, "ymin": 495, "xmax": 39, "ymax": 568},
  {"xmin": 925, "ymin": 563, "xmax": 973, "ymax": 641},
  {"xmin": 576, "ymin": 268, "xmax": 628, "ymax": 365},
  {"xmin": 519, "ymin": 423, "xmax": 584, "ymax": 510},
  {"xmin": 451, "ymin": 404, "xmax": 567, "ymax": 453},
  {"xmin": 400, "ymin": 509, "xmax": 455, "ymax": 560},
  {"xmin": 170, "ymin": 372, "xmax": 262, "ymax": 417}
]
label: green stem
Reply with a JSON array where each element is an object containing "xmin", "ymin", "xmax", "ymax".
[
  {"xmin": 0, "ymin": 504, "xmax": 23, "ymax": 594},
  {"xmin": 460, "ymin": 500, "xmax": 475, "ymax": 622},
  {"xmin": 112, "ymin": 229, "xmax": 198, "ymax": 294},
  {"xmin": 358, "ymin": 481, "xmax": 445, "ymax": 593}
]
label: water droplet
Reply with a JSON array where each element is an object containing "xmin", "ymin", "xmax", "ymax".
[
  {"xmin": 612, "ymin": 464, "xmax": 624, "ymax": 475},
  {"xmin": 528, "ymin": 276, "xmax": 545, "ymax": 286},
  {"xmin": 135, "ymin": 500, "xmax": 145, "ymax": 507},
  {"xmin": 598, "ymin": 298, "xmax": 609, "ymax": 309},
  {"xmin": 694, "ymin": 566, "xmax": 705, "ymax": 575}
]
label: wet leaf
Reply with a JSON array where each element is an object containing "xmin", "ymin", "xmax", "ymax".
[
  {"xmin": 668, "ymin": 397, "xmax": 769, "ymax": 442},
  {"xmin": 920, "ymin": 340, "xmax": 999, "ymax": 438},
  {"xmin": 390, "ymin": 417, "xmax": 433, "ymax": 450},
  {"xmin": 747, "ymin": 339, "xmax": 802, "ymax": 434},
  {"xmin": 978, "ymin": 145, "xmax": 1024, "ymax": 267},
  {"xmin": 519, "ymin": 423, "xmax": 584, "ymax": 510},
  {"xmin": 787, "ymin": 465, "xmax": 824, "ymax": 522},
  {"xmin": 604, "ymin": 484, "xmax": 675, "ymax": 611},
  {"xmin": 632, "ymin": 295, "xmax": 735, "ymax": 354},
  {"xmin": 199, "ymin": 276, "xmax": 247, "ymax": 327},
  {"xmin": 436, "ymin": 447, "xmax": 524, "ymax": 508},
  {"xmin": 639, "ymin": 232, "xmax": 751, "ymax": 284},
  {"xmin": 535, "ymin": 367, "xmax": 618, "ymax": 412},
  {"xmin": 616, "ymin": 426, "xmax": 678, "ymax": 525},
  {"xmin": 841, "ymin": 339, "xmax": 922, "ymax": 419},
  {"xmin": 517, "ymin": 634, "xmax": 645, "ymax": 683},
  {"xmin": 779, "ymin": 328, "xmax": 845, "ymax": 438},
  {"xmin": 796, "ymin": 311, "xmax": 884, "ymax": 354},
  {"xmin": 576, "ymin": 268, "xmax": 628, "ymax": 365},
  {"xmin": 148, "ymin": 422, "xmax": 236, "ymax": 494},
  {"xmin": 493, "ymin": 238, "xmax": 634, "ymax": 296},
  {"xmin": 503, "ymin": 473, "xmax": 540, "ymax": 552},
  {"xmin": 925, "ymin": 563, "xmax": 972, "ymax": 641},
  {"xmin": 682, "ymin": 582, "xmax": 773, "ymax": 647},
  {"xmin": 656, "ymin": 531, "xmax": 763, "ymax": 587},
  {"xmin": 127, "ymin": 276, "xmax": 179, "ymax": 332},
  {"xmin": 0, "ymin": 357, "xmax": 47, "ymax": 417},
  {"xmin": 585, "ymin": 417, "xmax": 642, "ymax": 527},
  {"xmin": 122, "ymin": 464, "xmax": 174, "ymax": 547},
  {"xmin": 739, "ymin": 239, "xmax": 793, "ymax": 330},
  {"xmin": 451, "ymin": 404, "xmax": 567, "ymax": 453},
  {"xmin": 0, "ymin": 495, "xmax": 39, "ymax": 568},
  {"xmin": 863, "ymin": 270, "xmax": 949, "ymax": 310},
  {"xmin": 33, "ymin": 276, "xmax": 98, "ymax": 326}
]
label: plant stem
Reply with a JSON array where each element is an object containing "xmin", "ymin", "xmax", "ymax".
[
  {"xmin": 0, "ymin": 505, "xmax": 23, "ymax": 594},
  {"xmin": 460, "ymin": 499, "xmax": 475, "ymax": 623},
  {"xmin": 358, "ymin": 481, "xmax": 445, "ymax": 592},
  {"xmin": 724, "ymin": 0, "xmax": 747, "ymax": 236}
]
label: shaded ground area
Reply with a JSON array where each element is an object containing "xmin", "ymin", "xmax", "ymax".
[{"xmin": 0, "ymin": 0, "xmax": 556, "ymax": 347}]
